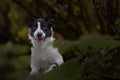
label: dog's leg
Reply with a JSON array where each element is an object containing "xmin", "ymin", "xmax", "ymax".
[
  {"xmin": 44, "ymin": 63, "xmax": 57, "ymax": 73},
  {"xmin": 30, "ymin": 67, "xmax": 39, "ymax": 75},
  {"xmin": 30, "ymin": 60, "xmax": 39, "ymax": 75},
  {"xmin": 44, "ymin": 58, "xmax": 64, "ymax": 73}
]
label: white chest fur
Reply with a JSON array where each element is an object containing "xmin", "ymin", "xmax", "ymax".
[{"xmin": 29, "ymin": 35, "xmax": 64, "ymax": 74}]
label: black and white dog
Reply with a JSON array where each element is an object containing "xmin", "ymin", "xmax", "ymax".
[{"xmin": 24, "ymin": 18, "xmax": 64, "ymax": 74}]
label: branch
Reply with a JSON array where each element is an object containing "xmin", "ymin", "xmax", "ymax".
[{"xmin": 12, "ymin": 0, "xmax": 37, "ymax": 18}]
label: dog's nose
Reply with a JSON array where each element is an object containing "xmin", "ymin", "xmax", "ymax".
[{"xmin": 37, "ymin": 32, "xmax": 42, "ymax": 37}]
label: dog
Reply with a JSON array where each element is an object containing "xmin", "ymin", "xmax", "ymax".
[{"xmin": 24, "ymin": 18, "xmax": 64, "ymax": 74}]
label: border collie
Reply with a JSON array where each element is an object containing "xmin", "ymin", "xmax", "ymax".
[{"xmin": 24, "ymin": 18, "xmax": 64, "ymax": 74}]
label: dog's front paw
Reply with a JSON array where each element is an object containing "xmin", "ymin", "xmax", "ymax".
[
  {"xmin": 44, "ymin": 64, "xmax": 57, "ymax": 73},
  {"xmin": 30, "ymin": 68, "xmax": 39, "ymax": 75}
]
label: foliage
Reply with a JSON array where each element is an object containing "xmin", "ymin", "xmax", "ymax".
[
  {"xmin": 54, "ymin": 33, "xmax": 120, "ymax": 79},
  {"xmin": 0, "ymin": 42, "xmax": 30, "ymax": 80},
  {"xmin": 31, "ymin": 59, "xmax": 81, "ymax": 80},
  {"xmin": 80, "ymin": 46, "xmax": 120, "ymax": 80},
  {"xmin": 115, "ymin": 18, "xmax": 120, "ymax": 26},
  {"xmin": 77, "ymin": 32, "xmax": 120, "ymax": 53},
  {"xmin": 55, "ymin": 32, "xmax": 120, "ymax": 54}
]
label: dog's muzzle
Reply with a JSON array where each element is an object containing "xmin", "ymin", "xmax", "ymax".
[{"xmin": 34, "ymin": 32, "xmax": 45, "ymax": 46}]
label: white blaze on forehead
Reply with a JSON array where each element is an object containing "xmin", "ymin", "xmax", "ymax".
[{"xmin": 37, "ymin": 22, "xmax": 41, "ymax": 30}]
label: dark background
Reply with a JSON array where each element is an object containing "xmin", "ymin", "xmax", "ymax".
[{"xmin": 0, "ymin": 0, "xmax": 120, "ymax": 80}]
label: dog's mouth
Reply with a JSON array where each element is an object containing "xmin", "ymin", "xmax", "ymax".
[{"xmin": 35, "ymin": 38, "xmax": 45, "ymax": 46}]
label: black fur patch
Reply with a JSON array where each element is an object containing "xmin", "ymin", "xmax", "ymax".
[{"xmin": 25, "ymin": 18, "xmax": 52, "ymax": 38}]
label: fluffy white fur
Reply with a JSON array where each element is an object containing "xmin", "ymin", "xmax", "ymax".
[{"xmin": 28, "ymin": 29, "xmax": 64, "ymax": 74}]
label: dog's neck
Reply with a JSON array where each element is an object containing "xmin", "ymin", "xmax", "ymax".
[{"xmin": 28, "ymin": 34, "xmax": 55, "ymax": 48}]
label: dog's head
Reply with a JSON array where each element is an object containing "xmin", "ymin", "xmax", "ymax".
[{"xmin": 24, "ymin": 18, "xmax": 52, "ymax": 45}]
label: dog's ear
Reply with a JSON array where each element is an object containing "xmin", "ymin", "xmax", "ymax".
[
  {"xmin": 24, "ymin": 18, "xmax": 35, "ymax": 27},
  {"xmin": 44, "ymin": 15, "xmax": 58, "ymax": 28},
  {"xmin": 44, "ymin": 18, "xmax": 52, "ymax": 28}
]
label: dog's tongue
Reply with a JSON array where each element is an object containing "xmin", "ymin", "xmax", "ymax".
[{"xmin": 37, "ymin": 39, "xmax": 43, "ymax": 46}]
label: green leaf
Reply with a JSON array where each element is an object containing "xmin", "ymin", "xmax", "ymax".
[
  {"xmin": 115, "ymin": 18, "xmax": 120, "ymax": 25},
  {"xmin": 77, "ymin": 32, "xmax": 120, "ymax": 53}
]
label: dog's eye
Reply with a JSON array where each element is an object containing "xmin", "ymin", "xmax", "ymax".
[
  {"xmin": 32, "ymin": 23, "xmax": 37, "ymax": 30},
  {"xmin": 32, "ymin": 26, "xmax": 37, "ymax": 30},
  {"xmin": 42, "ymin": 27, "xmax": 48, "ymax": 31}
]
